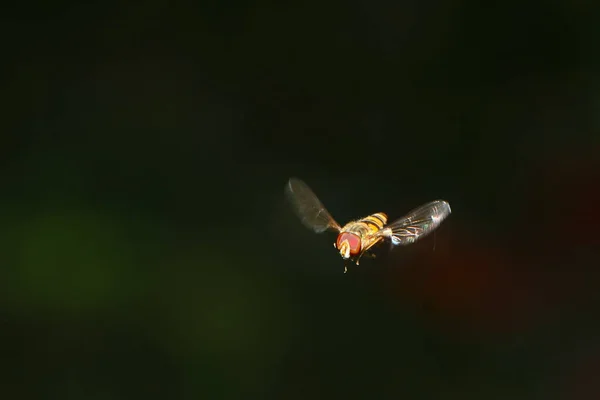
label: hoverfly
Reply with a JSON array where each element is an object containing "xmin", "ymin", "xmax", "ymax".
[{"xmin": 285, "ymin": 177, "xmax": 451, "ymax": 273}]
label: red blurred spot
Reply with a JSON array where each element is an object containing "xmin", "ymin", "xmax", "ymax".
[
  {"xmin": 384, "ymin": 232, "xmax": 543, "ymax": 334},
  {"xmin": 382, "ymin": 153, "xmax": 600, "ymax": 335}
]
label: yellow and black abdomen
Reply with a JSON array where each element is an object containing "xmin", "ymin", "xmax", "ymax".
[{"xmin": 358, "ymin": 212, "xmax": 388, "ymax": 234}]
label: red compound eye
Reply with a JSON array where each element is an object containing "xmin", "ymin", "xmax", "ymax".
[{"xmin": 336, "ymin": 232, "xmax": 362, "ymax": 256}]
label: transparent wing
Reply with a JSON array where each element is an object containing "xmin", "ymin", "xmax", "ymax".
[
  {"xmin": 378, "ymin": 200, "xmax": 451, "ymax": 245},
  {"xmin": 284, "ymin": 178, "xmax": 341, "ymax": 233}
]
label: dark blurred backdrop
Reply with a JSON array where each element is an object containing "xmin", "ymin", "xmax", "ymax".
[{"xmin": 1, "ymin": 0, "xmax": 599, "ymax": 399}]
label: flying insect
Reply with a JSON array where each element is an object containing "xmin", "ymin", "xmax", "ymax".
[{"xmin": 285, "ymin": 177, "xmax": 451, "ymax": 273}]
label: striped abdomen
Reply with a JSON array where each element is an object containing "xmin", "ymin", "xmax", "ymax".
[{"xmin": 358, "ymin": 212, "xmax": 388, "ymax": 232}]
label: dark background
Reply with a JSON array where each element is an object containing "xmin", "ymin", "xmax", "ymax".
[{"xmin": 2, "ymin": 1, "xmax": 599, "ymax": 399}]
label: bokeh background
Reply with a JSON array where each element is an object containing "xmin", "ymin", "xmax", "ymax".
[{"xmin": 2, "ymin": 1, "xmax": 600, "ymax": 399}]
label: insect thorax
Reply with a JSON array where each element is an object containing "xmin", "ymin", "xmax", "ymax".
[{"xmin": 343, "ymin": 220, "xmax": 377, "ymax": 238}]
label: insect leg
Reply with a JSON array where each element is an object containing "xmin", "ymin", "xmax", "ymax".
[
  {"xmin": 356, "ymin": 249, "xmax": 367, "ymax": 265},
  {"xmin": 355, "ymin": 247, "xmax": 377, "ymax": 265}
]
